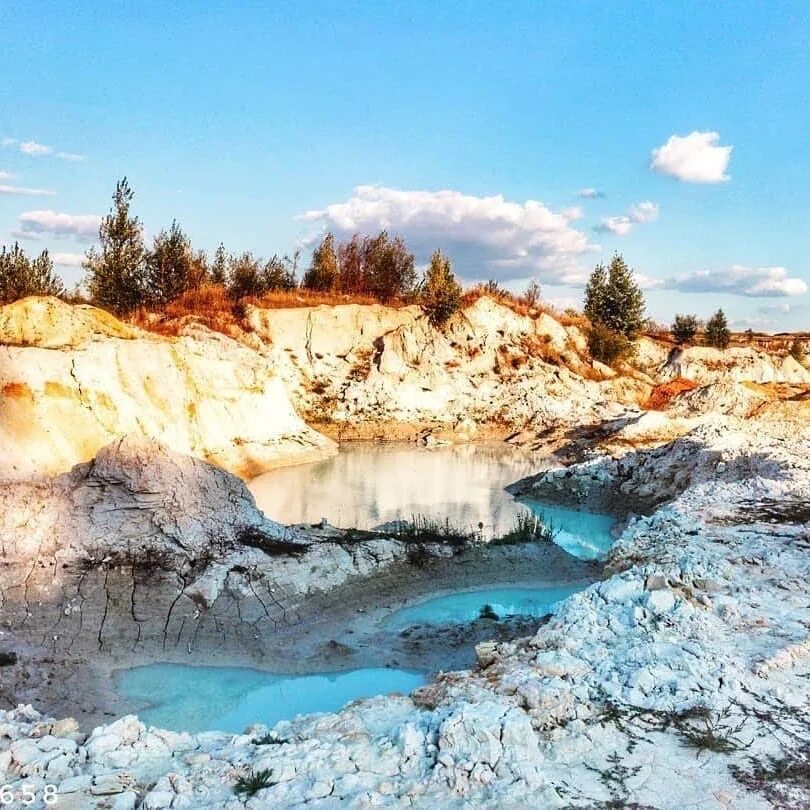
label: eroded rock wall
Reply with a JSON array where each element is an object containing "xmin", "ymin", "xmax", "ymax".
[{"xmin": 0, "ymin": 297, "xmax": 335, "ymax": 480}]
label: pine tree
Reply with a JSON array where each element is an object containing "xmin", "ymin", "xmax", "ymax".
[
  {"xmin": 227, "ymin": 252, "xmax": 263, "ymax": 299},
  {"xmin": 84, "ymin": 178, "xmax": 147, "ymax": 314},
  {"xmin": 671, "ymin": 314, "xmax": 699, "ymax": 345},
  {"xmin": 705, "ymin": 308, "xmax": 731, "ymax": 349},
  {"xmin": 583, "ymin": 263, "xmax": 608, "ymax": 325},
  {"xmin": 303, "ymin": 233, "xmax": 339, "ymax": 291},
  {"xmin": 583, "ymin": 254, "xmax": 645, "ymax": 365},
  {"xmin": 602, "ymin": 254, "xmax": 645, "ymax": 339},
  {"xmin": 262, "ymin": 254, "xmax": 298, "ymax": 291},
  {"xmin": 362, "ymin": 231, "xmax": 416, "ymax": 300},
  {"xmin": 337, "ymin": 235, "xmax": 365, "ymax": 293},
  {"xmin": 146, "ymin": 220, "xmax": 193, "ymax": 305},
  {"xmin": 0, "ymin": 242, "xmax": 64, "ymax": 303},
  {"xmin": 420, "ymin": 249, "xmax": 462, "ymax": 326},
  {"xmin": 210, "ymin": 243, "xmax": 229, "ymax": 285}
]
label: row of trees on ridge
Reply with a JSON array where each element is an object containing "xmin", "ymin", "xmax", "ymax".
[{"xmin": 1, "ymin": 178, "xmax": 800, "ymax": 363}]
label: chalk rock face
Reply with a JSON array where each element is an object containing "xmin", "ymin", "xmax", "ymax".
[
  {"xmin": 639, "ymin": 340, "xmax": 810, "ymax": 385},
  {"xmin": 248, "ymin": 296, "xmax": 650, "ymax": 434},
  {"xmin": 0, "ymin": 434, "xmax": 301, "ymax": 567},
  {"xmin": 0, "ymin": 296, "xmax": 335, "ymax": 480}
]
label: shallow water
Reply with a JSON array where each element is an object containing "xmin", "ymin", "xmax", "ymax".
[
  {"xmin": 116, "ymin": 664, "xmax": 426, "ymax": 733},
  {"xmin": 383, "ymin": 583, "xmax": 588, "ymax": 630},
  {"xmin": 250, "ymin": 442, "xmax": 614, "ymax": 558}
]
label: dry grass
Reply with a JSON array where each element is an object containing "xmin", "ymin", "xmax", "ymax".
[
  {"xmin": 129, "ymin": 285, "xmax": 412, "ymax": 339},
  {"xmin": 129, "ymin": 285, "xmax": 248, "ymax": 339},
  {"xmin": 245, "ymin": 288, "xmax": 398, "ymax": 309}
]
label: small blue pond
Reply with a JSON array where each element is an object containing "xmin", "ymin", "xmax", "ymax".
[
  {"xmin": 383, "ymin": 583, "xmax": 588, "ymax": 630},
  {"xmin": 522, "ymin": 501, "xmax": 615, "ymax": 561},
  {"xmin": 117, "ymin": 664, "xmax": 426, "ymax": 733}
]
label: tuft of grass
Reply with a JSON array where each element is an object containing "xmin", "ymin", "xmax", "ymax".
[
  {"xmin": 234, "ymin": 769, "xmax": 275, "ymax": 797},
  {"xmin": 492, "ymin": 511, "xmax": 556, "ymax": 546},
  {"xmin": 253, "ymin": 732, "xmax": 286, "ymax": 746},
  {"xmin": 394, "ymin": 514, "xmax": 478, "ymax": 546},
  {"xmin": 676, "ymin": 707, "xmax": 751, "ymax": 755}
]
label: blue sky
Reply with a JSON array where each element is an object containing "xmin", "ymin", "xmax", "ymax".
[{"xmin": 1, "ymin": 1, "xmax": 808, "ymax": 330}]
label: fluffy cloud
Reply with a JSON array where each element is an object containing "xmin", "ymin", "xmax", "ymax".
[
  {"xmin": 0, "ymin": 170, "xmax": 12, "ymax": 180},
  {"xmin": 14, "ymin": 210, "xmax": 100, "ymax": 241},
  {"xmin": 2, "ymin": 137, "xmax": 85, "ymax": 162},
  {"xmin": 595, "ymin": 200, "xmax": 659, "ymax": 235},
  {"xmin": 50, "ymin": 252, "xmax": 86, "ymax": 267},
  {"xmin": 298, "ymin": 185, "xmax": 599, "ymax": 283},
  {"xmin": 577, "ymin": 187, "xmax": 604, "ymax": 199},
  {"xmin": 0, "ymin": 183, "xmax": 56, "ymax": 197},
  {"xmin": 665, "ymin": 266, "xmax": 807, "ymax": 298},
  {"xmin": 650, "ymin": 131, "xmax": 732, "ymax": 183}
]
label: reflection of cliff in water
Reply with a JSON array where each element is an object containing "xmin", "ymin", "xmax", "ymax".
[{"xmin": 249, "ymin": 442, "xmax": 544, "ymax": 538}]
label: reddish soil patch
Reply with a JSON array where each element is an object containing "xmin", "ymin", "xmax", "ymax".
[{"xmin": 644, "ymin": 377, "xmax": 698, "ymax": 410}]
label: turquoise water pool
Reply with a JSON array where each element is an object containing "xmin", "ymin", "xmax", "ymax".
[
  {"xmin": 522, "ymin": 501, "xmax": 615, "ymax": 560},
  {"xmin": 383, "ymin": 583, "xmax": 588, "ymax": 630},
  {"xmin": 116, "ymin": 664, "xmax": 426, "ymax": 733}
]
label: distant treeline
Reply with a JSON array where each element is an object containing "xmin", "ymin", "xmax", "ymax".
[{"xmin": 1, "ymin": 178, "xmax": 805, "ymax": 364}]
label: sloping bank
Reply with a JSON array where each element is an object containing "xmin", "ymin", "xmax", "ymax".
[
  {"xmin": 0, "ymin": 296, "xmax": 335, "ymax": 480},
  {"xmin": 1, "ymin": 409, "xmax": 808, "ymax": 807}
]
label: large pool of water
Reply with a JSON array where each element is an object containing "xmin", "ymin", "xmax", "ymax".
[
  {"xmin": 116, "ymin": 664, "xmax": 426, "ymax": 733},
  {"xmin": 383, "ymin": 583, "xmax": 588, "ymax": 630},
  {"xmin": 250, "ymin": 443, "xmax": 615, "ymax": 559}
]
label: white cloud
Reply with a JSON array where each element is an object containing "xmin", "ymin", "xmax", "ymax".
[
  {"xmin": 14, "ymin": 210, "xmax": 100, "ymax": 241},
  {"xmin": 577, "ymin": 187, "xmax": 605, "ymax": 199},
  {"xmin": 650, "ymin": 131, "xmax": 732, "ymax": 183},
  {"xmin": 0, "ymin": 183, "xmax": 57, "ymax": 197},
  {"xmin": 2, "ymin": 137, "xmax": 85, "ymax": 161},
  {"xmin": 595, "ymin": 200, "xmax": 659, "ymax": 235},
  {"xmin": 50, "ymin": 251, "xmax": 86, "ymax": 267},
  {"xmin": 298, "ymin": 185, "xmax": 599, "ymax": 284},
  {"xmin": 628, "ymin": 201, "xmax": 659, "ymax": 223},
  {"xmin": 0, "ymin": 170, "xmax": 13, "ymax": 180},
  {"xmin": 55, "ymin": 151, "xmax": 85, "ymax": 162},
  {"xmin": 665, "ymin": 265, "xmax": 807, "ymax": 298},
  {"xmin": 596, "ymin": 215, "xmax": 633, "ymax": 236},
  {"xmin": 19, "ymin": 140, "xmax": 52, "ymax": 156}
]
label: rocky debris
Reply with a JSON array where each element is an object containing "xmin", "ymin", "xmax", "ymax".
[
  {"xmin": 2, "ymin": 410, "xmax": 809, "ymax": 806},
  {"xmin": 0, "ymin": 296, "xmax": 335, "ymax": 481}
]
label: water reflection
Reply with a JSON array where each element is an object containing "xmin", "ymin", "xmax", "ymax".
[{"xmin": 249, "ymin": 442, "xmax": 543, "ymax": 538}]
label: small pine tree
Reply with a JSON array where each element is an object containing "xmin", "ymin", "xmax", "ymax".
[
  {"xmin": 84, "ymin": 177, "xmax": 147, "ymax": 314},
  {"xmin": 210, "ymin": 243, "xmax": 229, "ymax": 285},
  {"xmin": 705, "ymin": 309, "xmax": 731, "ymax": 349},
  {"xmin": 303, "ymin": 233, "xmax": 339, "ymax": 291},
  {"xmin": 146, "ymin": 220, "xmax": 193, "ymax": 305},
  {"xmin": 583, "ymin": 254, "xmax": 645, "ymax": 365},
  {"xmin": 0, "ymin": 243, "xmax": 65, "ymax": 303},
  {"xmin": 671, "ymin": 314, "xmax": 699, "ymax": 345},
  {"xmin": 420, "ymin": 249, "xmax": 461, "ymax": 326}
]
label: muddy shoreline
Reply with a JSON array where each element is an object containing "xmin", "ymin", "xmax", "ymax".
[{"xmin": 2, "ymin": 539, "xmax": 598, "ymax": 731}]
